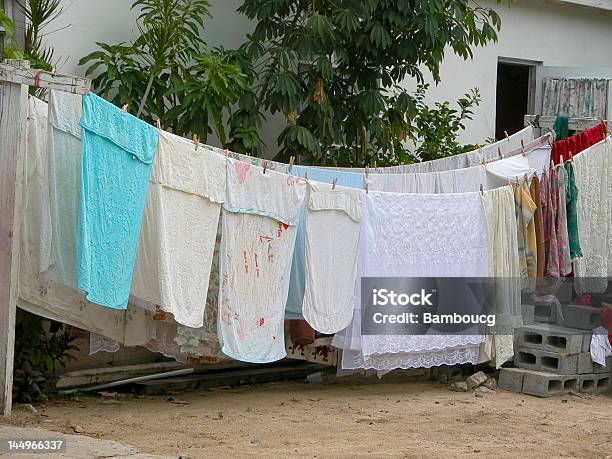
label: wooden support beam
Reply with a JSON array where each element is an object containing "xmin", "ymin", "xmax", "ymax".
[
  {"xmin": 0, "ymin": 59, "xmax": 29, "ymax": 416},
  {"xmin": 0, "ymin": 61, "xmax": 90, "ymax": 95},
  {"xmin": 524, "ymin": 115, "xmax": 609, "ymax": 132}
]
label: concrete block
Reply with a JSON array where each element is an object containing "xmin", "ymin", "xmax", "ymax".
[
  {"xmin": 521, "ymin": 304, "xmax": 535, "ymax": 325},
  {"xmin": 514, "ymin": 347, "xmax": 578, "ymax": 374},
  {"xmin": 582, "ymin": 334, "xmax": 591, "ymax": 353},
  {"xmin": 578, "ymin": 352, "xmax": 594, "ymax": 374},
  {"xmin": 594, "ymin": 356, "xmax": 612, "ymax": 374},
  {"xmin": 533, "ymin": 300, "xmax": 559, "ymax": 324},
  {"xmin": 579, "ymin": 373, "xmax": 612, "ymax": 395},
  {"xmin": 498, "ymin": 368, "xmax": 525, "ymax": 393},
  {"xmin": 555, "ymin": 281, "xmax": 574, "ymax": 303},
  {"xmin": 514, "ymin": 324, "xmax": 585, "ymax": 355},
  {"xmin": 522, "ymin": 370, "xmax": 579, "ymax": 398},
  {"xmin": 558, "ymin": 304, "xmax": 602, "ymax": 330}
]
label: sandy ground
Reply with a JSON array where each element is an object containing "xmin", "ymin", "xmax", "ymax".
[{"xmin": 2, "ymin": 373, "xmax": 612, "ymax": 458}]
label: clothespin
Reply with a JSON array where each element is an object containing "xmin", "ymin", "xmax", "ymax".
[
  {"xmin": 524, "ymin": 173, "xmax": 529, "ymax": 184},
  {"xmin": 365, "ymin": 166, "xmax": 369, "ymax": 194},
  {"xmin": 155, "ymin": 119, "xmax": 162, "ymax": 130},
  {"xmin": 504, "ymin": 131, "xmax": 509, "ymax": 141},
  {"xmin": 263, "ymin": 160, "xmax": 268, "ymax": 174},
  {"xmin": 515, "ymin": 176, "xmax": 520, "ymax": 187},
  {"xmin": 122, "ymin": 104, "xmax": 129, "ymax": 112},
  {"xmin": 373, "ymin": 160, "xmax": 377, "ymax": 170},
  {"xmin": 479, "ymin": 183, "xmax": 484, "ymax": 196},
  {"xmin": 288, "ymin": 156, "xmax": 295, "ymax": 172},
  {"xmin": 193, "ymin": 133, "xmax": 200, "ymax": 151},
  {"xmin": 527, "ymin": 120, "xmax": 534, "ymax": 127},
  {"xmin": 224, "ymin": 149, "xmax": 229, "ymax": 157},
  {"xmin": 550, "ymin": 159, "xmax": 554, "ymax": 170},
  {"xmin": 498, "ymin": 147, "xmax": 502, "ymax": 159},
  {"xmin": 560, "ymin": 155, "xmax": 564, "ymax": 165},
  {"xmin": 332, "ymin": 178, "xmax": 337, "ymax": 190},
  {"xmin": 304, "ymin": 171, "xmax": 309, "ymax": 181},
  {"xmin": 568, "ymin": 150, "xmax": 573, "ymax": 160},
  {"xmin": 520, "ymin": 139, "xmax": 526, "ymax": 156}
]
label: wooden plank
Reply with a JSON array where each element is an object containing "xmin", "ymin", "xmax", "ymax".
[
  {"xmin": 552, "ymin": 0, "xmax": 612, "ymax": 12},
  {"xmin": 524, "ymin": 115, "xmax": 609, "ymax": 132},
  {"xmin": 0, "ymin": 59, "xmax": 29, "ymax": 416},
  {"xmin": 0, "ymin": 61, "xmax": 90, "ymax": 95}
]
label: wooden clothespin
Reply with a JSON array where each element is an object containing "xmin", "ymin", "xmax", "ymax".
[
  {"xmin": 568, "ymin": 150, "xmax": 573, "ymax": 160},
  {"xmin": 193, "ymin": 133, "xmax": 200, "ymax": 151},
  {"xmin": 224, "ymin": 149, "xmax": 229, "ymax": 157},
  {"xmin": 504, "ymin": 131, "xmax": 509, "ymax": 141},
  {"xmin": 560, "ymin": 155, "xmax": 564, "ymax": 165},
  {"xmin": 288, "ymin": 156, "xmax": 295, "ymax": 172},
  {"xmin": 373, "ymin": 160, "xmax": 377, "ymax": 169},
  {"xmin": 520, "ymin": 139, "xmax": 526, "ymax": 156},
  {"xmin": 332, "ymin": 178, "xmax": 337, "ymax": 190},
  {"xmin": 365, "ymin": 166, "xmax": 369, "ymax": 194},
  {"xmin": 304, "ymin": 171, "xmax": 309, "ymax": 181},
  {"xmin": 479, "ymin": 183, "xmax": 484, "ymax": 196},
  {"xmin": 155, "ymin": 119, "xmax": 162, "ymax": 130},
  {"xmin": 122, "ymin": 104, "xmax": 129, "ymax": 112},
  {"xmin": 524, "ymin": 173, "xmax": 529, "ymax": 184},
  {"xmin": 515, "ymin": 176, "xmax": 520, "ymax": 187},
  {"xmin": 263, "ymin": 160, "xmax": 268, "ymax": 174},
  {"xmin": 550, "ymin": 159, "xmax": 554, "ymax": 170},
  {"xmin": 497, "ymin": 147, "xmax": 502, "ymax": 159}
]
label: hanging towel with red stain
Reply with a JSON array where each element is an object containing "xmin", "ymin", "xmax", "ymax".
[{"xmin": 219, "ymin": 158, "xmax": 307, "ymax": 363}]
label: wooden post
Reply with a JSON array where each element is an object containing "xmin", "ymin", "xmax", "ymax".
[
  {"xmin": 0, "ymin": 59, "xmax": 29, "ymax": 416},
  {"xmin": 0, "ymin": 60, "xmax": 89, "ymax": 416}
]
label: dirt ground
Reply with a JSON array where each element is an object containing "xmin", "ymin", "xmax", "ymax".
[{"xmin": 3, "ymin": 373, "xmax": 612, "ymax": 458}]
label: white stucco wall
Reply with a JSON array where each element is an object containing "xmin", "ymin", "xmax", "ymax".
[{"xmin": 45, "ymin": 0, "xmax": 612, "ymax": 151}]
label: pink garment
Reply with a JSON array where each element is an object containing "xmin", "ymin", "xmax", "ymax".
[{"xmin": 541, "ymin": 170, "xmax": 560, "ymax": 278}]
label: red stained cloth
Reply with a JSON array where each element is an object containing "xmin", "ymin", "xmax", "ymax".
[{"xmin": 551, "ymin": 122, "xmax": 607, "ymax": 165}]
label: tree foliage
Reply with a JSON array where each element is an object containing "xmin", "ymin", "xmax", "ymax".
[
  {"xmin": 412, "ymin": 83, "xmax": 481, "ymax": 162},
  {"xmin": 80, "ymin": 0, "xmax": 249, "ymax": 143},
  {"xmin": 233, "ymin": 0, "xmax": 502, "ymax": 166},
  {"xmin": 0, "ymin": 7, "xmax": 24, "ymax": 59}
]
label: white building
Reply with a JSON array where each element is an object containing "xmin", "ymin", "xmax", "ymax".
[{"xmin": 3, "ymin": 0, "xmax": 612, "ymax": 150}]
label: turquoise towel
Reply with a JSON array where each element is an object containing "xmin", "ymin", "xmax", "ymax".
[{"xmin": 77, "ymin": 93, "xmax": 159, "ymax": 309}]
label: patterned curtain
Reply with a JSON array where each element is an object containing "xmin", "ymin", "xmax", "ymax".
[{"xmin": 542, "ymin": 77, "xmax": 608, "ymax": 119}]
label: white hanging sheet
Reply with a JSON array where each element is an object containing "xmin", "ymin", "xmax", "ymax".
[
  {"xmin": 302, "ymin": 182, "xmax": 363, "ymax": 333},
  {"xmin": 334, "ymin": 190, "xmax": 489, "ymax": 370},
  {"xmin": 573, "ymin": 137, "xmax": 611, "ymax": 293},
  {"xmin": 131, "ymin": 131, "xmax": 225, "ymax": 328}
]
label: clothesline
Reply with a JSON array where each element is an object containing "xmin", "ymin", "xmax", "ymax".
[{"xmin": 17, "ymin": 90, "xmax": 612, "ymax": 374}]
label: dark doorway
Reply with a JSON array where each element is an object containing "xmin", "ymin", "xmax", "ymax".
[{"xmin": 496, "ymin": 62, "xmax": 531, "ymax": 141}]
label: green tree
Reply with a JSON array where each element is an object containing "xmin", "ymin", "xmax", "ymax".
[
  {"xmin": 80, "ymin": 0, "xmax": 250, "ymax": 144},
  {"xmin": 0, "ymin": 7, "xmax": 24, "ymax": 59},
  {"xmin": 412, "ymin": 83, "xmax": 482, "ymax": 162},
  {"xmin": 231, "ymin": 0, "xmax": 502, "ymax": 166}
]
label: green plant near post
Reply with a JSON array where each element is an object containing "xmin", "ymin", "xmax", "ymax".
[
  {"xmin": 232, "ymin": 0, "xmax": 503, "ymax": 166},
  {"xmin": 0, "ymin": 7, "xmax": 24, "ymax": 59},
  {"xmin": 80, "ymin": 0, "xmax": 250, "ymax": 144},
  {"xmin": 411, "ymin": 83, "xmax": 482, "ymax": 162},
  {"xmin": 13, "ymin": 311, "xmax": 78, "ymax": 403}
]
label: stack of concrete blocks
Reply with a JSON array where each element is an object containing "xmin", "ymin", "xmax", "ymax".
[{"xmin": 500, "ymin": 299, "xmax": 611, "ymax": 397}]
